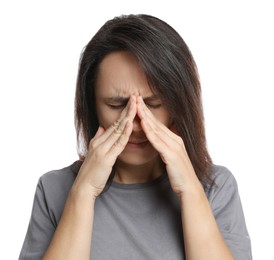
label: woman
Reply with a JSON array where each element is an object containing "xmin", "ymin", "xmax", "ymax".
[{"xmin": 19, "ymin": 14, "xmax": 252, "ymax": 259}]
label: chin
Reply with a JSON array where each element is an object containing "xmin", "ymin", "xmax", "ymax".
[{"xmin": 117, "ymin": 147, "xmax": 159, "ymax": 166}]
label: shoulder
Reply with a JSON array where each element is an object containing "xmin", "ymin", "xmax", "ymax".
[
  {"xmin": 206, "ymin": 164, "xmax": 239, "ymax": 203},
  {"xmin": 33, "ymin": 162, "xmax": 77, "ymax": 224},
  {"xmin": 39, "ymin": 163, "xmax": 76, "ymax": 186},
  {"xmin": 207, "ymin": 166, "xmax": 252, "ymax": 258},
  {"xmin": 37, "ymin": 162, "xmax": 77, "ymax": 201},
  {"xmin": 211, "ymin": 164, "xmax": 236, "ymax": 185}
]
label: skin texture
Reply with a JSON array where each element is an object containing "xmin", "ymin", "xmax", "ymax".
[
  {"xmin": 95, "ymin": 51, "xmax": 171, "ymax": 184},
  {"xmin": 43, "ymin": 51, "xmax": 234, "ymax": 260}
]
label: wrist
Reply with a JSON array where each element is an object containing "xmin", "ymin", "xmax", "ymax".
[
  {"xmin": 178, "ymin": 180, "xmax": 205, "ymax": 202},
  {"xmin": 70, "ymin": 183, "xmax": 99, "ymax": 203}
]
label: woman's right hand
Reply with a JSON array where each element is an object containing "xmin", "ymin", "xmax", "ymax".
[
  {"xmin": 72, "ymin": 96, "xmax": 136, "ymax": 198},
  {"xmin": 42, "ymin": 99, "xmax": 137, "ymax": 259}
]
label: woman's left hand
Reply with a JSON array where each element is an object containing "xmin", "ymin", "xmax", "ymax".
[{"xmin": 137, "ymin": 96, "xmax": 201, "ymax": 196}]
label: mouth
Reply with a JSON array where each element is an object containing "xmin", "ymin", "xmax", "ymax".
[{"xmin": 126, "ymin": 140, "xmax": 149, "ymax": 148}]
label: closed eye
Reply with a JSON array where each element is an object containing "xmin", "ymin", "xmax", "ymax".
[
  {"xmin": 107, "ymin": 103, "xmax": 162, "ymax": 110},
  {"xmin": 146, "ymin": 103, "xmax": 162, "ymax": 109},
  {"xmin": 107, "ymin": 104, "xmax": 126, "ymax": 110}
]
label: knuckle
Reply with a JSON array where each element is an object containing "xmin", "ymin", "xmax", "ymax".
[
  {"xmin": 113, "ymin": 140, "xmax": 122, "ymax": 148},
  {"xmin": 112, "ymin": 119, "xmax": 120, "ymax": 128},
  {"xmin": 88, "ymin": 143, "xmax": 106, "ymax": 159},
  {"xmin": 176, "ymin": 136, "xmax": 184, "ymax": 145},
  {"xmin": 111, "ymin": 120, "xmax": 125, "ymax": 136},
  {"xmin": 114, "ymin": 127, "xmax": 123, "ymax": 135},
  {"xmin": 91, "ymin": 149, "xmax": 106, "ymax": 162},
  {"xmin": 89, "ymin": 140, "xmax": 97, "ymax": 150},
  {"xmin": 89, "ymin": 137, "xmax": 103, "ymax": 150}
]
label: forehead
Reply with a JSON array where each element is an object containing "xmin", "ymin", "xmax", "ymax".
[{"xmin": 95, "ymin": 51, "xmax": 155, "ymax": 98}]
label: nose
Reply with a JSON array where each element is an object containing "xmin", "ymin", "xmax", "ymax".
[{"xmin": 132, "ymin": 114, "xmax": 142, "ymax": 132}]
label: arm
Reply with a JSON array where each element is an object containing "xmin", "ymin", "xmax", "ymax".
[
  {"xmin": 179, "ymin": 180, "xmax": 234, "ymax": 259},
  {"xmin": 137, "ymin": 96, "xmax": 234, "ymax": 260},
  {"xmin": 43, "ymin": 97, "xmax": 136, "ymax": 259},
  {"xmin": 42, "ymin": 188, "xmax": 95, "ymax": 259}
]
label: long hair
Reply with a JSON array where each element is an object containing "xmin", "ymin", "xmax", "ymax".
[{"xmin": 74, "ymin": 14, "xmax": 213, "ymax": 186}]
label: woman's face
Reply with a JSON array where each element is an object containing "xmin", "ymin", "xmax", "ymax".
[{"xmin": 95, "ymin": 51, "xmax": 171, "ymax": 166}]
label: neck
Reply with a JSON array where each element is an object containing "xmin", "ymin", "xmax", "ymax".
[{"xmin": 113, "ymin": 157, "xmax": 163, "ymax": 184}]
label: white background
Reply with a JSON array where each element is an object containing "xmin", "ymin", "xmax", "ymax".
[{"xmin": 0, "ymin": 1, "xmax": 273, "ymax": 259}]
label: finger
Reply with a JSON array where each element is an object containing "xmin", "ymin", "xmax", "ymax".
[
  {"xmin": 97, "ymin": 96, "xmax": 136, "ymax": 154},
  {"xmin": 137, "ymin": 96, "xmax": 179, "ymax": 142},
  {"xmin": 104, "ymin": 96, "xmax": 136, "ymax": 145},
  {"xmin": 136, "ymin": 97, "xmax": 169, "ymax": 150},
  {"xmin": 139, "ymin": 110, "xmax": 186, "ymax": 167},
  {"xmin": 107, "ymin": 95, "xmax": 136, "ymax": 138},
  {"xmin": 108, "ymin": 121, "xmax": 133, "ymax": 157},
  {"xmin": 92, "ymin": 96, "xmax": 136, "ymax": 148},
  {"xmin": 91, "ymin": 126, "xmax": 105, "ymax": 141},
  {"xmin": 88, "ymin": 126, "xmax": 105, "ymax": 150},
  {"xmin": 140, "ymin": 111, "xmax": 169, "ymax": 149},
  {"xmin": 137, "ymin": 96, "xmax": 168, "ymax": 132},
  {"xmin": 105, "ymin": 96, "xmax": 135, "ymax": 136},
  {"xmin": 140, "ymin": 115, "xmax": 175, "ymax": 167}
]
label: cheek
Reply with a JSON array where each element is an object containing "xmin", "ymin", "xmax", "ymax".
[
  {"xmin": 151, "ymin": 109, "xmax": 171, "ymax": 127},
  {"xmin": 97, "ymin": 108, "xmax": 121, "ymax": 129}
]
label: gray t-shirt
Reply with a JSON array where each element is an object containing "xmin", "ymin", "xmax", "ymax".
[{"xmin": 19, "ymin": 164, "xmax": 252, "ymax": 259}]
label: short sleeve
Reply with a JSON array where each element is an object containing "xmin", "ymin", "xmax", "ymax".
[
  {"xmin": 208, "ymin": 166, "xmax": 252, "ymax": 259},
  {"xmin": 19, "ymin": 178, "xmax": 56, "ymax": 260}
]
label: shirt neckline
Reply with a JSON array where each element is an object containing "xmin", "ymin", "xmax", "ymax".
[{"xmin": 110, "ymin": 171, "xmax": 168, "ymax": 190}]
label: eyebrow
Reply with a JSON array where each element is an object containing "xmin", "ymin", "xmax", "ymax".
[{"xmin": 102, "ymin": 95, "xmax": 161, "ymax": 103}]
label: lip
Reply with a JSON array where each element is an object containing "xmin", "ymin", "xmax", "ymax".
[{"xmin": 126, "ymin": 140, "xmax": 149, "ymax": 148}]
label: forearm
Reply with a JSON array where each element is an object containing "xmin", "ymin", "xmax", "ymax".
[
  {"xmin": 180, "ymin": 182, "xmax": 234, "ymax": 260},
  {"xmin": 43, "ymin": 187, "xmax": 95, "ymax": 260}
]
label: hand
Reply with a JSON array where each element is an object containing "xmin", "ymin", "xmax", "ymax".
[
  {"xmin": 73, "ymin": 96, "xmax": 137, "ymax": 197},
  {"xmin": 137, "ymin": 96, "xmax": 200, "ymax": 196}
]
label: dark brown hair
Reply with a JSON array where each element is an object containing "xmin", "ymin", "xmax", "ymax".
[{"xmin": 74, "ymin": 14, "xmax": 212, "ymax": 187}]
